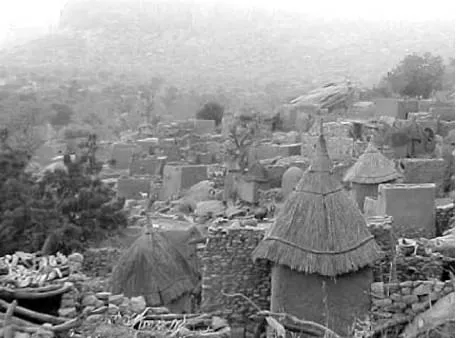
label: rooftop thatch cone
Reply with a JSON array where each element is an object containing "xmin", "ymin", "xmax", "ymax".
[
  {"xmin": 252, "ymin": 130, "xmax": 382, "ymax": 276},
  {"xmin": 343, "ymin": 141, "xmax": 401, "ymax": 184},
  {"xmin": 111, "ymin": 228, "xmax": 198, "ymax": 306}
]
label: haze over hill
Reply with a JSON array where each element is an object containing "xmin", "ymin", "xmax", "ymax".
[{"xmin": 0, "ymin": 0, "xmax": 454, "ymax": 98}]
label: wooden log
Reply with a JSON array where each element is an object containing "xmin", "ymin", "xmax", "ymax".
[
  {"xmin": 402, "ymin": 292, "xmax": 455, "ymax": 338},
  {"xmin": 0, "ymin": 282, "xmax": 71, "ymax": 299},
  {"xmin": 0, "ymin": 313, "xmax": 41, "ymax": 328},
  {"xmin": 2, "ymin": 300, "xmax": 16, "ymax": 338},
  {"xmin": 143, "ymin": 313, "xmax": 207, "ymax": 321},
  {"xmin": 50, "ymin": 317, "xmax": 81, "ymax": 332},
  {"xmin": 256, "ymin": 311, "xmax": 341, "ymax": 338},
  {"xmin": 0, "ymin": 299, "xmax": 67, "ymax": 325},
  {"xmin": 368, "ymin": 315, "xmax": 413, "ymax": 338}
]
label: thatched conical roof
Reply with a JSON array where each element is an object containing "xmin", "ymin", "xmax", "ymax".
[
  {"xmin": 252, "ymin": 133, "xmax": 382, "ymax": 276},
  {"xmin": 110, "ymin": 227, "xmax": 198, "ymax": 306},
  {"xmin": 343, "ymin": 141, "xmax": 401, "ymax": 184}
]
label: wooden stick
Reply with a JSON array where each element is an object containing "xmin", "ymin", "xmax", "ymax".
[
  {"xmin": 50, "ymin": 317, "xmax": 81, "ymax": 332},
  {"xmin": 0, "ymin": 299, "xmax": 67, "ymax": 325},
  {"xmin": 368, "ymin": 315, "xmax": 412, "ymax": 338},
  {"xmin": 0, "ymin": 313, "xmax": 41, "ymax": 328},
  {"xmin": 257, "ymin": 311, "xmax": 341, "ymax": 338},
  {"xmin": 3, "ymin": 300, "xmax": 16, "ymax": 338},
  {"xmin": 143, "ymin": 313, "xmax": 207, "ymax": 321}
]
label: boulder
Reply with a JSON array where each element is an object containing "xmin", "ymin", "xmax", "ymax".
[
  {"xmin": 130, "ymin": 296, "xmax": 146, "ymax": 314},
  {"xmin": 194, "ymin": 200, "xmax": 225, "ymax": 218}
]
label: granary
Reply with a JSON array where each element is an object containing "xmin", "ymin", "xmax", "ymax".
[
  {"xmin": 344, "ymin": 141, "xmax": 402, "ymax": 211},
  {"xmin": 110, "ymin": 225, "xmax": 199, "ymax": 313},
  {"xmin": 252, "ymin": 128, "xmax": 382, "ymax": 336}
]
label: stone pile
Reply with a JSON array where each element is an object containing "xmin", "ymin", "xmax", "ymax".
[
  {"xmin": 370, "ymin": 280, "xmax": 454, "ymax": 326},
  {"xmin": 81, "ymin": 293, "xmax": 148, "ymax": 323},
  {"xmin": 82, "ymin": 248, "xmax": 124, "ymax": 277},
  {"xmin": 436, "ymin": 203, "xmax": 455, "ymax": 236},
  {"xmin": 394, "ymin": 253, "xmax": 449, "ymax": 282}
]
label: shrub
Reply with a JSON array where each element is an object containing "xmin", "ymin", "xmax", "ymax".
[{"xmin": 196, "ymin": 101, "xmax": 224, "ymax": 126}]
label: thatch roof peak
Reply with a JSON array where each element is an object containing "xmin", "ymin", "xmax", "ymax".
[
  {"xmin": 344, "ymin": 141, "xmax": 401, "ymax": 184},
  {"xmin": 252, "ymin": 135, "xmax": 382, "ymax": 276},
  {"xmin": 308, "ymin": 133, "xmax": 333, "ymax": 173}
]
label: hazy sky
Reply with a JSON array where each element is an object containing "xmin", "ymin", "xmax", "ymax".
[{"xmin": 0, "ymin": 0, "xmax": 455, "ymax": 41}]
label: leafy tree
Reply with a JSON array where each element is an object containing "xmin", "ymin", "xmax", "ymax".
[
  {"xmin": 196, "ymin": 101, "xmax": 225, "ymax": 126},
  {"xmin": 442, "ymin": 57, "xmax": 455, "ymax": 93},
  {"xmin": 0, "ymin": 131, "xmax": 127, "ymax": 256},
  {"xmin": 382, "ymin": 52, "xmax": 445, "ymax": 99},
  {"xmin": 50, "ymin": 103, "xmax": 74, "ymax": 129}
]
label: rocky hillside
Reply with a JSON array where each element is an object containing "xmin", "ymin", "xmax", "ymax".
[{"xmin": 0, "ymin": 0, "xmax": 454, "ymax": 97}]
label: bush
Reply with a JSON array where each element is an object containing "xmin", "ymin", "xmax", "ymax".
[
  {"xmin": 0, "ymin": 133, "xmax": 127, "ymax": 255},
  {"xmin": 61, "ymin": 123, "xmax": 94, "ymax": 140},
  {"xmin": 196, "ymin": 101, "xmax": 224, "ymax": 126}
]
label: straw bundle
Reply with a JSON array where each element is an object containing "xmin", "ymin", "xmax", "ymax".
[
  {"xmin": 110, "ymin": 229, "xmax": 198, "ymax": 306},
  {"xmin": 343, "ymin": 141, "xmax": 401, "ymax": 184},
  {"xmin": 252, "ymin": 134, "xmax": 382, "ymax": 276}
]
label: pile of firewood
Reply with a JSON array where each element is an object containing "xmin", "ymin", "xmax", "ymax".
[{"xmin": 0, "ymin": 252, "xmax": 70, "ymax": 289}]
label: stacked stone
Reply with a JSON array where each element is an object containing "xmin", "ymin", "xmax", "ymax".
[
  {"xmin": 82, "ymin": 248, "xmax": 124, "ymax": 277},
  {"xmin": 81, "ymin": 292, "xmax": 148, "ymax": 322},
  {"xmin": 258, "ymin": 188, "xmax": 283, "ymax": 204},
  {"xmin": 395, "ymin": 253, "xmax": 447, "ymax": 281},
  {"xmin": 367, "ymin": 217, "xmax": 396, "ymax": 283},
  {"xmin": 58, "ymin": 283, "xmax": 79, "ymax": 318},
  {"xmin": 370, "ymin": 280, "xmax": 454, "ymax": 326},
  {"xmin": 435, "ymin": 203, "xmax": 455, "ymax": 236},
  {"xmin": 201, "ymin": 226, "xmax": 271, "ymax": 327}
]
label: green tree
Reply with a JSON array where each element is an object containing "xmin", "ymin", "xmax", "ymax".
[
  {"xmin": 383, "ymin": 52, "xmax": 446, "ymax": 99},
  {"xmin": 0, "ymin": 132, "xmax": 127, "ymax": 256},
  {"xmin": 49, "ymin": 103, "xmax": 74, "ymax": 129},
  {"xmin": 196, "ymin": 101, "xmax": 225, "ymax": 126}
]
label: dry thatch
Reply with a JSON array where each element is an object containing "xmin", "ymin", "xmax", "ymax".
[
  {"xmin": 110, "ymin": 228, "xmax": 198, "ymax": 306},
  {"xmin": 343, "ymin": 141, "xmax": 401, "ymax": 184},
  {"xmin": 252, "ymin": 133, "xmax": 382, "ymax": 276}
]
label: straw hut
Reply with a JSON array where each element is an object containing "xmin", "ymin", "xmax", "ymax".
[
  {"xmin": 344, "ymin": 141, "xmax": 401, "ymax": 211},
  {"xmin": 110, "ymin": 226, "xmax": 199, "ymax": 313},
  {"xmin": 252, "ymin": 132, "xmax": 382, "ymax": 336}
]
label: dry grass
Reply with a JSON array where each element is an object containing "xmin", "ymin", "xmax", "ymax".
[
  {"xmin": 343, "ymin": 141, "xmax": 402, "ymax": 184},
  {"xmin": 110, "ymin": 230, "xmax": 198, "ymax": 306}
]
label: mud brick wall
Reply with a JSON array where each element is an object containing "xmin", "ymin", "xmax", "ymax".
[
  {"xmin": 82, "ymin": 248, "xmax": 124, "ymax": 278},
  {"xmin": 370, "ymin": 280, "xmax": 454, "ymax": 327},
  {"xmin": 201, "ymin": 226, "xmax": 271, "ymax": 329},
  {"xmin": 400, "ymin": 158, "xmax": 447, "ymax": 189},
  {"xmin": 436, "ymin": 203, "xmax": 455, "ymax": 236}
]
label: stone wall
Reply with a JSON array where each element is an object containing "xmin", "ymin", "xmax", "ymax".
[
  {"xmin": 436, "ymin": 203, "xmax": 455, "ymax": 236},
  {"xmin": 201, "ymin": 225, "xmax": 271, "ymax": 334},
  {"xmin": 370, "ymin": 280, "xmax": 454, "ymax": 326},
  {"xmin": 400, "ymin": 158, "xmax": 447, "ymax": 191},
  {"xmin": 82, "ymin": 248, "xmax": 124, "ymax": 278},
  {"xmin": 367, "ymin": 216, "xmax": 449, "ymax": 283}
]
